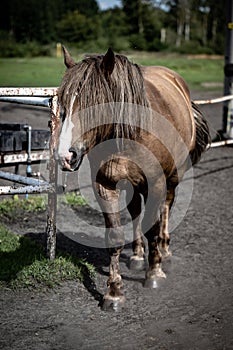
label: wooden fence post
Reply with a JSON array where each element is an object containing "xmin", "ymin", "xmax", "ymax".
[{"xmin": 46, "ymin": 95, "xmax": 60, "ymax": 260}]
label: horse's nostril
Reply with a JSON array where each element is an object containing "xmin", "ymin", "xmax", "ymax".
[{"xmin": 69, "ymin": 148, "xmax": 78, "ymax": 165}]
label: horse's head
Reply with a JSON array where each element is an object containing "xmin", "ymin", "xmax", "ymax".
[
  {"xmin": 58, "ymin": 113, "xmax": 86, "ymax": 172},
  {"xmin": 57, "ymin": 46, "xmax": 115, "ymax": 171}
]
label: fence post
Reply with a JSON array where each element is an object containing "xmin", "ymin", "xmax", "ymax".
[
  {"xmin": 46, "ymin": 95, "xmax": 60, "ymax": 260},
  {"xmin": 223, "ymin": 0, "xmax": 233, "ymax": 138}
]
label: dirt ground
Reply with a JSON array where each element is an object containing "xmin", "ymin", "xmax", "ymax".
[{"xmin": 0, "ymin": 90, "xmax": 233, "ymax": 350}]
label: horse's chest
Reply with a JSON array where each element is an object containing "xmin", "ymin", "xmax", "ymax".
[{"xmin": 94, "ymin": 155, "xmax": 145, "ymax": 189}]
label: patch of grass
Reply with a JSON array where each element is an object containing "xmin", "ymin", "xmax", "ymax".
[
  {"xmin": 0, "ymin": 224, "xmax": 20, "ymax": 252},
  {"xmin": 0, "ymin": 195, "xmax": 47, "ymax": 219},
  {"xmin": 0, "ymin": 57, "xmax": 65, "ymax": 87},
  {"xmin": 0, "ymin": 193, "xmax": 87, "ymax": 221},
  {"xmin": 131, "ymin": 53, "xmax": 223, "ymax": 90},
  {"xmin": 0, "ymin": 53, "xmax": 223, "ymax": 90},
  {"xmin": 63, "ymin": 192, "xmax": 87, "ymax": 206},
  {"xmin": 0, "ymin": 224, "xmax": 95, "ymax": 290}
]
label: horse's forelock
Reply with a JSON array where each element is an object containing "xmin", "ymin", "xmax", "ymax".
[{"xmin": 58, "ymin": 53, "xmax": 151, "ymax": 142}]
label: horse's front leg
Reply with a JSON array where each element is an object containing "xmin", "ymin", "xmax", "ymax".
[{"xmin": 95, "ymin": 183, "xmax": 125, "ymax": 311}]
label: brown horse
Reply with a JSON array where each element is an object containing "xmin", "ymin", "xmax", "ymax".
[{"xmin": 57, "ymin": 47, "xmax": 210, "ymax": 311}]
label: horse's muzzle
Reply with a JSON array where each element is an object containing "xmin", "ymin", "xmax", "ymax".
[{"xmin": 57, "ymin": 147, "xmax": 85, "ymax": 172}]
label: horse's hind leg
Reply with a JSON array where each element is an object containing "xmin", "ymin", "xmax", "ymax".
[
  {"xmin": 159, "ymin": 186, "xmax": 175, "ymax": 258},
  {"xmin": 144, "ymin": 220, "xmax": 166, "ymax": 288},
  {"xmin": 142, "ymin": 180, "xmax": 167, "ymax": 288},
  {"xmin": 127, "ymin": 190, "xmax": 145, "ymax": 270}
]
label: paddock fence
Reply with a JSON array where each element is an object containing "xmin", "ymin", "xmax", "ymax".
[{"xmin": 0, "ymin": 87, "xmax": 233, "ymax": 260}]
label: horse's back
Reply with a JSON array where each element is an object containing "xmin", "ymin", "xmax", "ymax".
[
  {"xmin": 142, "ymin": 65, "xmax": 191, "ymax": 102},
  {"xmin": 141, "ymin": 65, "xmax": 196, "ymax": 169}
]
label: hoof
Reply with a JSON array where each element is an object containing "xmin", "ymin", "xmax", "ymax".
[
  {"xmin": 144, "ymin": 268, "xmax": 166, "ymax": 288},
  {"xmin": 161, "ymin": 249, "xmax": 172, "ymax": 259},
  {"xmin": 144, "ymin": 278, "xmax": 158, "ymax": 289},
  {"xmin": 129, "ymin": 257, "xmax": 145, "ymax": 271},
  {"xmin": 101, "ymin": 296, "xmax": 125, "ymax": 312}
]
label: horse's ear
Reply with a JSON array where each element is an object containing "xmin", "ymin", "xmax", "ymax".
[
  {"xmin": 101, "ymin": 48, "xmax": 115, "ymax": 78},
  {"xmin": 62, "ymin": 46, "xmax": 76, "ymax": 69}
]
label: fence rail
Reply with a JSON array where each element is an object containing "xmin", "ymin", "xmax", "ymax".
[{"xmin": 194, "ymin": 94, "xmax": 233, "ymax": 105}]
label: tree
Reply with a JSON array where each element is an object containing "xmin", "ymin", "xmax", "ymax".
[
  {"xmin": 160, "ymin": 0, "xmax": 225, "ymax": 52},
  {"xmin": 0, "ymin": 0, "xmax": 99, "ymax": 44},
  {"xmin": 0, "ymin": 0, "xmax": 226, "ymax": 54},
  {"xmin": 60, "ymin": 0, "xmax": 99, "ymax": 17},
  {"xmin": 57, "ymin": 10, "xmax": 98, "ymax": 43},
  {"xmin": 122, "ymin": 0, "xmax": 149, "ymax": 34},
  {"xmin": 121, "ymin": 0, "xmax": 166, "ymax": 50},
  {"xmin": 99, "ymin": 8, "xmax": 128, "ymax": 50}
]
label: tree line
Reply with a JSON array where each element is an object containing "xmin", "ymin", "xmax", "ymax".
[{"xmin": 0, "ymin": 0, "xmax": 226, "ymax": 56}]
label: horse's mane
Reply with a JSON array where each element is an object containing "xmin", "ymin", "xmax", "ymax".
[{"xmin": 58, "ymin": 53, "xmax": 151, "ymax": 142}]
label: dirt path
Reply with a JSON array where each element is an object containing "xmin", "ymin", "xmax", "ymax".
[{"xmin": 1, "ymin": 91, "xmax": 233, "ymax": 350}]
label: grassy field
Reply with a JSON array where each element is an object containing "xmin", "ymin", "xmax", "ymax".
[{"xmin": 0, "ymin": 53, "xmax": 224, "ymax": 90}]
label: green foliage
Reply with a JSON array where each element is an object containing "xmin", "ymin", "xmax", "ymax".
[
  {"xmin": 0, "ymin": 195, "xmax": 47, "ymax": 220},
  {"xmin": 0, "ymin": 224, "xmax": 20, "ymax": 253},
  {"xmin": 0, "ymin": 0, "xmax": 226, "ymax": 56},
  {"xmin": 0, "ymin": 193, "xmax": 92, "ymax": 290},
  {"xmin": 60, "ymin": 0, "xmax": 99, "ymax": 17},
  {"xmin": 0, "ymin": 224, "xmax": 95, "ymax": 289},
  {"xmin": 129, "ymin": 34, "xmax": 146, "ymax": 51},
  {"xmin": 172, "ymin": 41, "xmax": 214, "ymax": 55},
  {"xmin": 0, "ymin": 34, "xmax": 51, "ymax": 58},
  {"xmin": 99, "ymin": 8, "xmax": 129, "ymax": 51},
  {"xmin": 56, "ymin": 10, "xmax": 99, "ymax": 43},
  {"xmin": 122, "ymin": 0, "xmax": 166, "ymax": 51},
  {"xmin": 0, "ymin": 0, "xmax": 99, "ymax": 45},
  {"xmin": 0, "ymin": 193, "xmax": 87, "ymax": 222},
  {"xmin": 63, "ymin": 192, "xmax": 87, "ymax": 206}
]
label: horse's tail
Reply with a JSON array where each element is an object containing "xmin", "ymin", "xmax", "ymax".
[{"xmin": 189, "ymin": 101, "xmax": 211, "ymax": 165}]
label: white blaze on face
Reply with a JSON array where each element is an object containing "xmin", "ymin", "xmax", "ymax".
[
  {"xmin": 58, "ymin": 95, "xmax": 77, "ymax": 163},
  {"xmin": 58, "ymin": 115, "xmax": 74, "ymax": 160}
]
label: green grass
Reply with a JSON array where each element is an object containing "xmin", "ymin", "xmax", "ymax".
[
  {"xmin": 0, "ymin": 57, "xmax": 65, "ymax": 87},
  {"xmin": 62, "ymin": 192, "xmax": 88, "ymax": 206},
  {"xmin": 131, "ymin": 52, "xmax": 223, "ymax": 90},
  {"xmin": 0, "ymin": 224, "xmax": 95, "ymax": 290},
  {"xmin": 0, "ymin": 195, "xmax": 47, "ymax": 219},
  {"xmin": 0, "ymin": 53, "xmax": 224, "ymax": 90},
  {"xmin": 0, "ymin": 194, "xmax": 93, "ymax": 289},
  {"xmin": 0, "ymin": 193, "xmax": 87, "ymax": 220}
]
